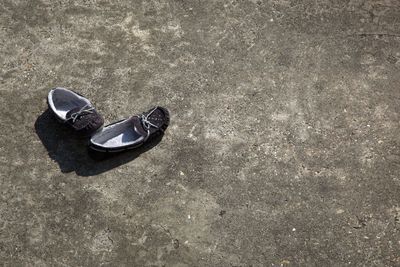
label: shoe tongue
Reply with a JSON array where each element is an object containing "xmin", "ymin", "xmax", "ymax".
[
  {"xmin": 65, "ymin": 107, "xmax": 104, "ymax": 136},
  {"xmin": 144, "ymin": 109, "xmax": 163, "ymax": 127}
]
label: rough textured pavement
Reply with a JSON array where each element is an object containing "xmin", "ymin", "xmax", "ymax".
[{"xmin": 1, "ymin": 0, "xmax": 400, "ymax": 266}]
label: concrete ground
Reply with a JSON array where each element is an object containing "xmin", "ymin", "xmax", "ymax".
[{"xmin": 1, "ymin": 0, "xmax": 400, "ymax": 266}]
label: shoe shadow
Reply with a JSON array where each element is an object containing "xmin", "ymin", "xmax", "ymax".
[{"xmin": 35, "ymin": 109, "xmax": 163, "ymax": 177}]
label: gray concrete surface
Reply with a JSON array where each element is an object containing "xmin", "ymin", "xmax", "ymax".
[{"xmin": 1, "ymin": 0, "xmax": 400, "ymax": 266}]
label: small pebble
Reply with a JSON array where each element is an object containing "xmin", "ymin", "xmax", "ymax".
[{"xmin": 336, "ymin": 209, "xmax": 345, "ymax": 214}]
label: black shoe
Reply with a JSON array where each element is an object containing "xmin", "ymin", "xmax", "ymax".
[
  {"xmin": 89, "ymin": 106, "xmax": 169, "ymax": 153},
  {"xmin": 47, "ymin": 87, "xmax": 104, "ymax": 136}
]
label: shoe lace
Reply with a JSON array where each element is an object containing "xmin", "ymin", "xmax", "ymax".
[
  {"xmin": 140, "ymin": 107, "xmax": 161, "ymax": 140},
  {"xmin": 68, "ymin": 104, "xmax": 94, "ymax": 123}
]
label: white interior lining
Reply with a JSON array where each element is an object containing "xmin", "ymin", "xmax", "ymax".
[
  {"xmin": 48, "ymin": 88, "xmax": 91, "ymax": 120},
  {"xmin": 90, "ymin": 119, "xmax": 143, "ymax": 148}
]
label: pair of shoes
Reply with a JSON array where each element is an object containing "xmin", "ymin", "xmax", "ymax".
[{"xmin": 47, "ymin": 87, "xmax": 170, "ymax": 153}]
